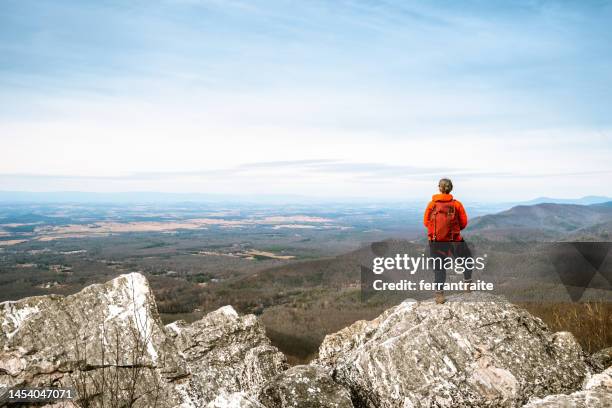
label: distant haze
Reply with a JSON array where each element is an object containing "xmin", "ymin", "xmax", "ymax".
[
  {"xmin": 0, "ymin": 191, "xmax": 610, "ymax": 207},
  {"xmin": 1, "ymin": 1, "xmax": 611, "ymax": 201}
]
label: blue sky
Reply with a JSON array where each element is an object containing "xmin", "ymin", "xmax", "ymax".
[{"xmin": 1, "ymin": 0, "xmax": 611, "ymax": 201}]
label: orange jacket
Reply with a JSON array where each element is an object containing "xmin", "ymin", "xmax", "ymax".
[{"xmin": 423, "ymin": 194, "xmax": 468, "ymax": 240}]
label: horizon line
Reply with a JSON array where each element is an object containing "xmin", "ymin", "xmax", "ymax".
[{"xmin": 0, "ymin": 190, "xmax": 610, "ymax": 205}]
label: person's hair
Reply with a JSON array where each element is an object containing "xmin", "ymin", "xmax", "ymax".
[{"xmin": 438, "ymin": 178, "xmax": 453, "ymax": 194}]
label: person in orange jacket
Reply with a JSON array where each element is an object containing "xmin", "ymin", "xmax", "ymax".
[{"xmin": 423, "ymin": 178, "xmax": 473, "ymax": 304}]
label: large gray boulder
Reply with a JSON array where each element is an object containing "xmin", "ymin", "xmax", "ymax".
[
  {"xmin": 0, "ymin": 273, "xmax": 287, "ymax": 407},
  {"xmin": 0, "ymin": 273, "xmax": 185, "ymax": 407},
  {"xmin": 315, "ymin": 293, "xmax": 590, "ymax": 408},
  {"xmin": 166, "ymin": 305, "xmax": 288, "ymax": 406},
  {"xmin": 256, "ymin": 365, "xmax": 353, "ymax": 408}
]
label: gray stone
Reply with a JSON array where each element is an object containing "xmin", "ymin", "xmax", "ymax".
[
  {"xmin": 0, "ymin": 273, "xmax": 185, "ymax": 407},
  {"xmin": 522, "ymin": 366, "xmax": 612, "ymax": 407},
  {"xmin": 0, "ymin": 273, "xmax": 287, "ymax": 408},
  {"xmin": 166, "ymin": 305, "xmax": 288, "ymax": 406},
  {"xmin": 206, "ymin": 391, "xmax": 266, "ymax": 408},
  {"xmin": 585, "ymin": 366, "xmax": 612, "ymax": 392},
  {"xmin": 521, "ymin": 390, "xmax": 611, "ymax": 407},
  {"xmin": 257, "ymin": 365, "xmax": 353, "ymax": 408},
  {"xmin": 589, "ymin": 347, "xmax": 612, "ymax": 373},
  {"xmin": 315, "ymin": 293, "xmax": 590, "ymax": 408}
]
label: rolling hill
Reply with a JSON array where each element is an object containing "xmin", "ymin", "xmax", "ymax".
[{"xmin": 467, "ymin": 201, "xmax": 612, "ymax": 241}]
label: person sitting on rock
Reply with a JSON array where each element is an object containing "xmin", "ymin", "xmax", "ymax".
[{"xmin": 423, "ymin": 178, "xmax": 473, "ymax": 304}]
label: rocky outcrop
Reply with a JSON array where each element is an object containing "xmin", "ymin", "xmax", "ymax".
[
  {"xmin": 0, "ymin": 273, "xmax": 286, "ymax": 407},
  {"xmin": 522, "ymin": 366, "xmax": 612, "ymax": 407},
  {"xmin": 315, "ymin": 293, "xmax": 590, "ymax": 408},
  {"xmin": 0, "ymin": 273, "xmax": 185, "ymax": 407},
  {"xmin": 256, "ymin": 365, "xmax": 353, "ymax": 408},
  {"xmin": 2, "ymin": 274, "xmax": 610, "ymax": 408},
  {"xmin": 165, "ymin": 306, "xmax": 287, "ymax": 406}
]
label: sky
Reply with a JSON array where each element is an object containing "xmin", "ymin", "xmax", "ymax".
[{"xmin": 1, "ymin": 0, "xmax": 612, "ymax": 202}]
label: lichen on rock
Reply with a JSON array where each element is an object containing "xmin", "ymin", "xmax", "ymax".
[{"xmin": 256, "ymin": 364, "xmax": 353, "ymax": 408}]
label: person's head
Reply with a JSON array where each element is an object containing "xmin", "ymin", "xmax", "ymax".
[{"xmin": 438, "ymin": 178, "xmax": 453, "ymax": 194}]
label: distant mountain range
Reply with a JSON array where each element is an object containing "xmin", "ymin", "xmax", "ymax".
[
  {"xmin": 241, "ymin": 200, "xmax": 612, "ymax": 290},
  {"xmin": 517, "ymin": 196, "xmax": 612, "ymax": 206},
  {"xmin": 467, "ymin": 201, "xmax": 612, "ymax": 241},
  {"xmin": 246, "ymin": 201, "xmax": 612, "ymax": 276}
]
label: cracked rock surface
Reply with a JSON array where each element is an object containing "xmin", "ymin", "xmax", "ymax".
[
  {"xmin": 315, "ymin": 293, "xmax": 590, "ymax": 408},
  {"xmin": 165, "ymin": 305, "xmax": 288, "ymax": 405},
  {"xmin": 1, "ymin": 273, "xmax": 286, "ymax": 407}
]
